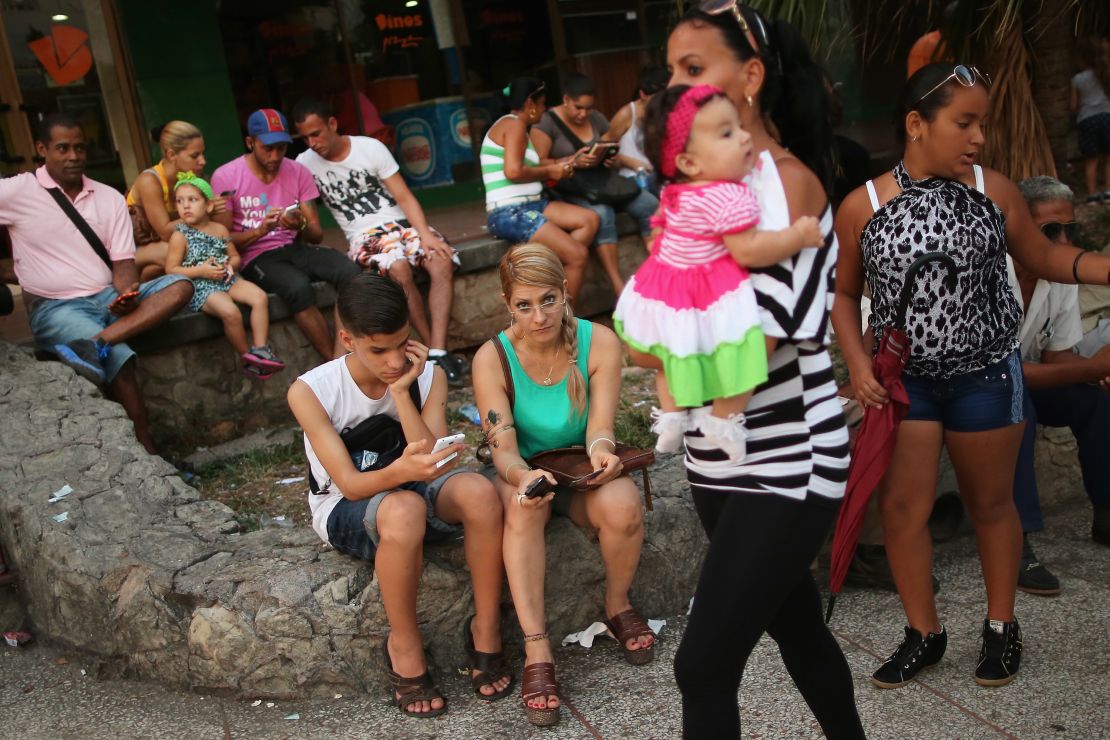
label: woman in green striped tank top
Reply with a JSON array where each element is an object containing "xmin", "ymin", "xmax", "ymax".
[
  {"xmin": 482, "ymin": 78, "xmax": 600, "ymax": 304},
  {"xmin": 472, "ymin": 244, "xmax": 655, "ymax": 728}
]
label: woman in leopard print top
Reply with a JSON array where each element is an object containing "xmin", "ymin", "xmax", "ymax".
[{"xmin": 833, "ymin": 63, "xmax": 1110, "ymax": 690}]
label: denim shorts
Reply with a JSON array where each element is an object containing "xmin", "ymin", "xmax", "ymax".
[
  {"xmin": 1078, "ymin": 112, "xmax": 1110, "ymax": 157},
  {"xmin": 27, "ymin": 274, "xmax": 190, "ymax": 382},
  {"xmin": 903, "ymin": 350, "xmax": 1024, "ymax": 432},
  {"xmin": 487, "ymin": 199, "xmax": 548, "ymax": 243},
  {"xmin": 325, "ymin": 469, "xmax": 466, "ymax": 562}
]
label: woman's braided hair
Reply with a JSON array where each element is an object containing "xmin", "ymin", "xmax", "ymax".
[{"xmin": 498, "ymin": 244, "xmax": 586, "ymax": 417}]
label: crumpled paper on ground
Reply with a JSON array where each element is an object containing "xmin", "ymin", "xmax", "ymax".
[{"xmin": 562, "ymin": 619, "xmax": 665, "ymax": 648}]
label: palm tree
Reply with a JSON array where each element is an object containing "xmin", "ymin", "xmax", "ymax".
[{"xmin": 676, "ymin": 1, "xmax": 1106, "ymax": 181}]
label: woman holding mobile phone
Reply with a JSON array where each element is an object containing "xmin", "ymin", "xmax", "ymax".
[
  {"xmin": 472, "ymin": 244, "xmax": 654, "ymax": 727},
  {"xmin": 127, "ymin": 121, "xmax": 231, "ymax": 281},
  {"xmin": 532, "ymin": 74, "xmax": 660, "ymax": 297},
  {"xmin": 482, "ymin": 78, "xmax": 599, "ymax": 304}
]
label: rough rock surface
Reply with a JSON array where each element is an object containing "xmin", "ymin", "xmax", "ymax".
[{"xmin": 0, "ymin": 341, "xmax": 700, "ymax": 698}]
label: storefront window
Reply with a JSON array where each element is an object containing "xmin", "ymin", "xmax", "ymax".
[{"xmin": 1, "ymin": 1, "xmax": 125, "ymax": 187}]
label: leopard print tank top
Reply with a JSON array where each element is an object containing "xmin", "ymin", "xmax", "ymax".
[{"xmin": 860, "ymin": 162, "xmax": 1021, "ymax": 379}]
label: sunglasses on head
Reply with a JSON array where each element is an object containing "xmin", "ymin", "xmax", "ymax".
[
  {"xmin": 699, "ymin": 0, "xmax": 769, "ymax": 56},
  {"xmin": 915, "ymin": 65, "xmax": 992, "ymax": 105},
  {"xmin": 1040, "ymin": 221, "xmax": 1080, "ymax": 244}
]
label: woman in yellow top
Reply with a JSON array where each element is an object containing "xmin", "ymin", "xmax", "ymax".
[{"xmin": 127, "ymin": 121, "xmax": 229, "ymax": 280}]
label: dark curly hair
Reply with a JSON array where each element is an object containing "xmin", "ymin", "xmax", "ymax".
[{"xmin": 642, "ymin": 84, "xmax": 727, "ymax": 183}]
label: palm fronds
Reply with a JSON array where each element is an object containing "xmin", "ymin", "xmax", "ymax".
[{"xmin": 976, "ymin": 5, "xmax": 1057, "ymax": 179}]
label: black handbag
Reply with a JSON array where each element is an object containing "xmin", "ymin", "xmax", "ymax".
[
  {"xmin": 545, "ymin": 112, "xmax": 639, "ymax": 208},
  {"xmin": 308, "ymin": 381, "xmax": 422, "ymax": 495}
]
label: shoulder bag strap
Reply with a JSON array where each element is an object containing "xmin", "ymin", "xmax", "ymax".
[
  {"xmin": 45, "ymin": 187, "xmax": 112, "ymax": 268},
  {"xmin": 492, "ymin": 335, "xmax": 515, "ymax": 409},
  {"xmin": 546, "ymin": 110, "xmax": 589, "ymax": 151}
]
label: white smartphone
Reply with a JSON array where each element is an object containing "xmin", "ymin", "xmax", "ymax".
[
  {"xmin": 431, "ymin": 433, "xmax": 466, "ymax": 468},
  {"xmin": 282, "ymin": 201, "xmax": 301, "ymax": 215}
]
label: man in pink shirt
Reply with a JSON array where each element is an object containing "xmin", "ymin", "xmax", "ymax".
[
  {"xmin": 0, "ymin": 114, "xmax": 193, "ymax": 453},
  {"xmin": 212, "ymin": 109, "xmax": 360, "ymax": 360}
]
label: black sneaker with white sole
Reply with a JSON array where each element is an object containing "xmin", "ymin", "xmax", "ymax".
[
  {"xmin": 432, "ymin": 352, "xmax": 468, "ymax": 386},
  {"xmin": 1017, "ymin": 535, "xmax": 1060, "ymax": 596},
  {"xmin": 871, "ymin": 625, "xmax": 947, "ymax": 689},
  {"xmin": 975, "ymin": 618, "xmax": 1022, "ymax": 686}
]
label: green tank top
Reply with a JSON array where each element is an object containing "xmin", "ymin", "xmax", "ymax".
[{"xmin": 497, "ymin": 318, "xmax": 592, "ymax": 460}]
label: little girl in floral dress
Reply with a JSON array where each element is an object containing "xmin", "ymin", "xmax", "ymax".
[
  {"xmin": 614, "ymin": 85, "xmax": 823, "ymax": 459},
  {"xmin": 166, "ymin": 172, "xmax": 285, "ymax": 378}
]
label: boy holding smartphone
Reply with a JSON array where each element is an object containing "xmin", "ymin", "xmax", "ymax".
[{"xmin": 288, "ymin": 273, "xmax": 512, "ymax": 718}]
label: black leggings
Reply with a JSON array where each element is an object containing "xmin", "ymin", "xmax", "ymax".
[{"xmin": 674, "ymin": 491, "xmax": 865, "ymax": 739}]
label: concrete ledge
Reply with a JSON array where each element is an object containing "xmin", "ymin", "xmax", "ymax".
[
  {"xmin": 130, "ymin": 213, "xmax": 641, "ymax": 355},
  {"xmin": 133, "ymin": 232, "xmax": 647, "ymax": 433},
  {"xmin": 0, "ymin": 342, "xmax": 703, "ymax": 699}
]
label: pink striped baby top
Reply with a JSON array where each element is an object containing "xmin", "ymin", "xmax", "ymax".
[{"xmin": 613, "ymin": 179, "xmax": 768, "ymax": 407}]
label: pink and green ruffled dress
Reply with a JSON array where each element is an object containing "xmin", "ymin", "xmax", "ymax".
[{"xmin": 614, "ymin": 180, "xmax": 768, "ymax": 407}]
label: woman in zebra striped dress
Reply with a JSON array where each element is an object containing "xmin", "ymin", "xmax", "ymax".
[{"xmin": 666, "ymin": 5, "xmax": 865, "ymax": 739}]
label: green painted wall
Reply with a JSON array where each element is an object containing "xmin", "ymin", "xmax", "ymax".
[{"xmin": 117, "ymin": 0, "xmax": 243, "ymax": 174}]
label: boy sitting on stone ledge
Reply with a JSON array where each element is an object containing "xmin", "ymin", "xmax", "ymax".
[{"xmin": 287, "ymin": 273, "xmax": 512, "ymax": 718}]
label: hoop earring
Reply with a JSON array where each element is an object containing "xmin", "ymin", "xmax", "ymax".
[{"xmin": 912, "ymin": 135, "xmax": 919, "ymax": 143}]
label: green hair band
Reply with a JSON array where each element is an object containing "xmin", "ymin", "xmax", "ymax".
[{"xmin": 174, "ymin": 171, "xmax": 213, "ymax": 200}]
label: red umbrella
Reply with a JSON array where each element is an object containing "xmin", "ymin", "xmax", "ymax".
[{"xmin": 826, "ymin": 253, "xmax": 958, "ymax": 622}]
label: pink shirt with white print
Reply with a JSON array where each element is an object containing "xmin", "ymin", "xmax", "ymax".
[{"xmin": 210, "ymin": 155, "xmax": 320, "ymax": 266}]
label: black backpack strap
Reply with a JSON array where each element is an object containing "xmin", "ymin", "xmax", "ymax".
[
  {"xmin": 309, "ymin": 375, "xmax": 424, "ymax": 495},
  {"xmin": 44, "ymin": 187, "xmax": 112, "ymax": 268}
]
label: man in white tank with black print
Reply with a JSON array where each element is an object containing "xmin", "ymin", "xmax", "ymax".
[{"xmin": 287, "ymin": 273, "xmax": 511, "ymax": 719}]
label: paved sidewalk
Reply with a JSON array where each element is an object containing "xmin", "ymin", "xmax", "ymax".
[{"xmin": 1, "ymin": 487, "xmax": 1107, "ymax": 739}]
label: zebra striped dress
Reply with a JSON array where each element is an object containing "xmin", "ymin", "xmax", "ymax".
[{"xmin": 684, "ymin": 151, "xmax": 849, "ymax": 502}]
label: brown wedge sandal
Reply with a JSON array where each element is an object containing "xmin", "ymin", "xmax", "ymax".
[
  {"xmin": 521, "ymin": 660, "xmax": 561, "ymax": 727},
  {"xmin": 381, "ymin": 635, "xmax": 448, "ymax": 719},
  {"xmin": 462, "ymin": 615, "xmax": 514, "ymax": 702},
  {"xmin": 605, "ymin": 608, "xmax": 656, "ymax": 666}
]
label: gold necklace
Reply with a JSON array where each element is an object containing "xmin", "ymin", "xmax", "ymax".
[{"xmin": 541, "ymin": 346, "xmax": 561, "ymax": 386}]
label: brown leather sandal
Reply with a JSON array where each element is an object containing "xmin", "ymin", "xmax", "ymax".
[
  {"xmin": 521, "ymin": 660, "xmax": 561, "ymax": 727},
  {"xmin": 462, "ymin": 615, "xmax": 514, "ymax": 702},
  {"xmin": 381, "ymin": 635, "xmax": 448, "ymax": 719},
  {"xmin": 605, "ymin": 608, "xmax": 656, "ymax": 666}
]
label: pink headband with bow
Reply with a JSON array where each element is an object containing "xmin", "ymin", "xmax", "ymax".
[{"xmin": 659, "ymin": 84, "xmax": 725, "ymax": 180}]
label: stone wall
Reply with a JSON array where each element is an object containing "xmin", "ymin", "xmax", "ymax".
[
  {"xmin": 136, "ymin": 234, "xmax": 647, "ymax": 433},
  {"xmin": 0, "ymin": 341, "xmax": 702, "ymax": 698}
]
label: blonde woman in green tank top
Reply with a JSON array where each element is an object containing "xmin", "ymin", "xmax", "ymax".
[
  {"xmin": 472, "ymin": 244, "xmax": 655, "ymax": 728},
  {"xmin": 482, "ymin": 77, "xmax": 601, "ymax": 304}
]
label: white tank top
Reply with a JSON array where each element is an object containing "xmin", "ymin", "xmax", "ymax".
[
  {"xmin": 618, "ymin": 102, "xmax": 649, "ymax": 179},
  {"xmin": 298, "ymin": 356, "xmax": 435, "ymax": 545}
]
